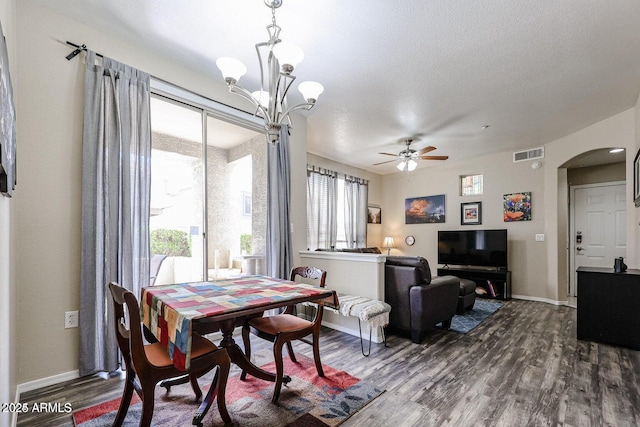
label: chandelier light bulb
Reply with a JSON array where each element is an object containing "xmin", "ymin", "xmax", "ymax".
[
  {"xmin": 272, "ymin": 41, "xmax": 304, "ymax": 72},
  {"xmin": 298, "ymin": 81, "xmax": 324, "ymax": 103},
  {"xmin": 397, "ymin": 161, "xmax": 406, "ymax": 171},
  {"xmin": 251, "ymin": 90, "xmax": 270, "ymax": 108},
  {"xmin": 407, "ymin": 159, "xmax": 418, "ymax": 171},
  {"xmin": 216, "ymin": 57, "xmax": 247, "ymax": 84}
]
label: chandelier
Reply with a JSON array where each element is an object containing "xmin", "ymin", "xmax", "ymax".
[{"xmin": 216, "ymin": 0, "xmax": 324, "ymax": 144}]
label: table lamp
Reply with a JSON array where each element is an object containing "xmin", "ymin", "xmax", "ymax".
[{"xmin": 382, "ymin": 236, "xmax": 395, "ymax": 255}]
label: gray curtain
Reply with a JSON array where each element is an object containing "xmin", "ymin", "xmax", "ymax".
[
  {"xmin": 306, "ymin": 165, "xmax": 338, "ymax": 250},
  {"xmin": 79, "ymin": 51, "xmax": 151, "ymax": 376},
  {"xmin": 344, "ymin": 175, "xmax": 368, "ymax": 248},
  {"xmin": 266, "ymin": 126, "xmax": 293, "ymax": 279}
]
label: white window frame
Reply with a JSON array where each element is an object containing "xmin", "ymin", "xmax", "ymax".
[{"xmin": 461, "ymin": 173, "xmax": 484, "ymax": 196}]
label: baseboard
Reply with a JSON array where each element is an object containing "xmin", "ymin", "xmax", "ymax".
[
  {"xmin": 321, "ymin": 320, "xmax": 385, "ymax": 344},
  {"xmin": 511, "ymin": 294, "xmax": 564, "ymax": 306},
  {"xmin": 16, "ymin": 370, "xmax": 80, "ymax": 395}
]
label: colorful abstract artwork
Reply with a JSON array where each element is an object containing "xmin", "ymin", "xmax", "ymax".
[
  {"xmin": 405, "ymin": 194, "xmax": 445, "ymax": 224},
  {"xmin": 503, "ymin": 192, "xmax": 531, "ymax": 221}
]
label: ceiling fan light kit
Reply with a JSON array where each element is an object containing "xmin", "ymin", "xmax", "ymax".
[
  {"xmin": 397, "ymin": 159, "xmax": 417, "ymax": 171},
  {"xmin": 216, "ymin": 0, "xmax": 323, "ymax": 144}
]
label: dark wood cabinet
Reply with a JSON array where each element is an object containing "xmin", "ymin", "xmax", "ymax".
[
  {"xmin": 576, "ymin": 266, "xmax": 640, "ymax": 350},
  {"xmin": 437, "ymin": 267, "xmax": 511, "ymax": 300}
]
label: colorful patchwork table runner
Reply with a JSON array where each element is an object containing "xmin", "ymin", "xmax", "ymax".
[{"xmin": 141, "ymin": 275, "xmax": 337, "ymax": 370}]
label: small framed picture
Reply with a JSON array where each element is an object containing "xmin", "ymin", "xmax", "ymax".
[
  {"xmin": 367, "ymin": 205, "xmax": 381, "ymax": 224},
  {"xmin": 461, "ymin": 202, "xmax": 482, "ymax": 225}
]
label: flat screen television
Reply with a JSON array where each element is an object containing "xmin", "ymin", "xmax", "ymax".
[{"xmin": 438, "ymin": 229, "xmax": 508, "ymax": 269}]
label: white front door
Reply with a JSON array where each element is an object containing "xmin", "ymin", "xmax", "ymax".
[{"xmin": 569, "ymin": 182, "xmax": 626, "ymax": 296}]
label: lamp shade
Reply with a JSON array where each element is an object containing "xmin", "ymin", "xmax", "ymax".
[
  {"xmin": 397, "ymin": 161, "xmax": 406, "ymax": 171},
  {"xmin": 273, "ymin": 41, "xmax": 304, "ymax": 70},
  {"xmin": 382, "ymin": 236, "xmax": 395, "ymax": 255},
  {"xmin": 251, "ymin": 90, "xmax": 270, "ymax": 108},
  {"xmin": 298, "ymin": 81, "xmax": 324, "ymax": 103},
  {"xmin": 382, "ymin": 236, "xmax": 395, "ymax": 248},
  {"xmin": 407, "ymin": 159, "xmax": 418, "ymax": 171},
  {"xmin": 216, "ymin": 57, "xmax": 247, "ymax": 83}
]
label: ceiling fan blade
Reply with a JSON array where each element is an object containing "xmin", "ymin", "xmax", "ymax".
[
  {"xmin": 417, "ymin": 145, "xmax": 437, "ymax": 155},
  {"xmin": 418, "ymin": 155, "xmax": 449, "ymax": 161},
  {"xmin": 378, "ymin": 152, "xmax": 399, "ymax": 157},
  {"xmin": 373, "ymin": 159, "xmax": 398, "ymax": 166}
]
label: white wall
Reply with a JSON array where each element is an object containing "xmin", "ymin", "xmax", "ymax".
[
  {"xmin": 14, "ymin": 1, "xmax": 308, "ymax": 386},
  {"xmin": 0, "ymin": 0, "xmax": 17, "ymax": 423}
]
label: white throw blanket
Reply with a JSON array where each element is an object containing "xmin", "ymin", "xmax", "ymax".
[{"xmin": 338, "ymin": 294, "xmax": 391, "ymax": 329}]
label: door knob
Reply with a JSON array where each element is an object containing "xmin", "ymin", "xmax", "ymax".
[{"xmin": 576, "ymin": 246, "xmax": 584, "ymax": 251}]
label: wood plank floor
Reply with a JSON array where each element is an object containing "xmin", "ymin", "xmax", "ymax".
[{"xmin": 17, "ymin": 300, "xmax": 640, "ymax": 426}]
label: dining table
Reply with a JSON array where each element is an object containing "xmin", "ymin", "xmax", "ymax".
[{"xmin": 140, "ymin": 274, "xmax": 339, "ymax": 426}]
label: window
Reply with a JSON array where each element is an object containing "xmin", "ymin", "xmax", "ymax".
[
  {"xmin": 306, "ymin": 166, "xmax": 368, "ymax": 250},
  {"xmin": 243, "ymin": 192, "xmax": 252, "ymax": 216},
  {"xmin": 461, "ymin": 173, "xmax": 483, "ymax": 196},
  {"xmin": 335, "ymin": 177, "xmax": 347, "ymax": 248}
]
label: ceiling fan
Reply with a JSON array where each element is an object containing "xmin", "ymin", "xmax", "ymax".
[{"xmin": 374, "ymin": 138, "xmax": 449, "ymax": 171}]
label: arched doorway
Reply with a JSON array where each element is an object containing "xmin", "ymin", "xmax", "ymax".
[{"xmin": 561, "ymin": 148, "xmax": 626, "ymax": 303}]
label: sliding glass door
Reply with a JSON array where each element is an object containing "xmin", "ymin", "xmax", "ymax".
[
  {"xmin": 149, "ymin": 94, "xmax": 265, "ymax": 284},
  {"xmin": 205, "ymin": 115, "xmax": 266, "ymax": 278}
]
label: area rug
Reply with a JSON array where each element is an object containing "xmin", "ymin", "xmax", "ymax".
[
  {"xmin": 73, "ymin": 354, "xmax": 383, "ymax": 427},
  {"xmin": 449, "ymin": 299, "xmax": 504, "ymax": 334}
]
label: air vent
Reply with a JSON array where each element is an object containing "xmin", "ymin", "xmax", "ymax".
[{"xmin": 513, "ymin": 147, "xmax": 544, "ymax": 163}]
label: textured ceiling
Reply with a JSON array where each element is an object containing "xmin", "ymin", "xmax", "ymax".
[{"xmin": 37, "ymin": 0, "xmax": 640, "ymax": 174}]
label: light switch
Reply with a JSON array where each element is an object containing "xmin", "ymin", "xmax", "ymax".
[{"xmin": 535, "ymin": 234, "xmax": 545, "ymax": 242}]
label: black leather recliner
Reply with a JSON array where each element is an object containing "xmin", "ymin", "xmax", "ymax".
[{"xmin": 384, "ymin": 256, "xmax": 459, "ymax": 344}]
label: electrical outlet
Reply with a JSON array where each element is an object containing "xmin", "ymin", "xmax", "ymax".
[
  {"xmin": 65, "ymin": 311, "xmax": 79, "ymax": 328},
  {"xmin": 535, "ymin": 234, "xmax": 545, "ymax": 242}
]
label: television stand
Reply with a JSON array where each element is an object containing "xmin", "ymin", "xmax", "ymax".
[{"xmin": 437, "ymin": 267, "xmax": 511, "ymax": 300}]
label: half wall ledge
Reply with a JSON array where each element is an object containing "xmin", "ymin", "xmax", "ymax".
[{"xmin": 299, "ymin": 250, "xmax": 387, "ymax": 343}]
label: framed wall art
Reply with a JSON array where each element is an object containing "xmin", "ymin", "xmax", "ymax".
[
  {"xmin": 0, "ymin": 22, "xmax": 16, "ymax": 197},
  {"xmin": 405, "ymin": 194, "xmax": 445, "ymax": 224},
  {"xmin": 367, "ymin": 205, "xmax": 381, "ymax": 224},
  {"xmin": 503, "ymin": 192, "xmax": 531, "ymax": 221},
  {"xmin": 461, "ymin": 202, "xmax": 482, "ymax": 225}
]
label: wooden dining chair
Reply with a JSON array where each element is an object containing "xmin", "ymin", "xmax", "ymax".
[
  {"xmin": 108, "ymin": 283, "xmax": 232, "ymax": 427},
  {"xmin": 240, "ymin": 266, "xmax": 327, "ymax": 404}
]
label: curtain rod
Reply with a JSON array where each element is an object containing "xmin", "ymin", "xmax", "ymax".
[
  {"xmin": 64, "ymin": 40, "xmax": 253, "ymax": 118},
  {"xmin": 65, "ymin": 41, "xmax": 96, "ymax": 60}
]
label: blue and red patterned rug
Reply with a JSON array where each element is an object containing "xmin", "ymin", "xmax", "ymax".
[{"xmin": 73, "ymin": 354, "xmax": 383, "ymax": 426}]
